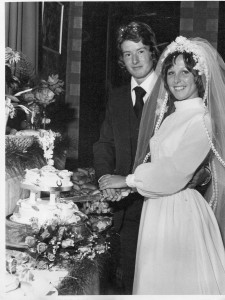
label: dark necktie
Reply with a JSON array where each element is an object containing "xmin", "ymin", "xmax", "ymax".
[{"xmin": 133, "ymin": 86, "xmax": 146, "ymax": 120}]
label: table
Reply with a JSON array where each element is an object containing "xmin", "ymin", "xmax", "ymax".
[{"xmin": 5, "ymin": 247, "xmax": 106, "ymax": 295}]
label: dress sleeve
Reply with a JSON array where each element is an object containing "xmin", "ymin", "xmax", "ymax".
[{"xmin": 132, "ymin": 114, "xmax": 211, "ymax": 198}]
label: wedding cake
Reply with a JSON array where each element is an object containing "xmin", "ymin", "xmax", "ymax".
[
  {"xmin": 10, "ymin": 129, "xmax": 88, "ymax": 227},
  {"xmin": 23, "ymin": 165, "xmax": 73, "ymax": 188},
  {"xmin": 11, "ymin": 199, "xmax": 87, "ymax": 227}
]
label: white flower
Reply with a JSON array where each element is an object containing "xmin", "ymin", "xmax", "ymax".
[
  {"xmin": 5, "ymin": 47, "xmax": 20, "ymax": 65},
  {"xmin": 41, "ymin": 117, "xmax": 51, "ymax": 124},
  {"xmin": 5, "ymin": 97, "xmax": 15, "ymax": 118},
  {"xmin": 161, "ymin": 36, "xmax": 208, "ymax": 78},
  {"xmin": 48, "ymin": 159, "xmax": 54, "ymax": 166},
  {"xmin": 38, "ymin": 130, "xmax": 61, "ymax": 165}
]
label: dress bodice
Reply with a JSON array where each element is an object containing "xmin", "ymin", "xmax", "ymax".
[
  {"xmin": 133, "ymin": 97, "xmax": 211, "ymax": 198},
  {"xmin": 150, "ymin": 97, "xmax": 207, "ymax": 161}
]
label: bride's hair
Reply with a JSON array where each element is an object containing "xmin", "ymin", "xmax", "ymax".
[{"xmin": 161, "ymin": 51, "xmax": 205, "ymax": 100}]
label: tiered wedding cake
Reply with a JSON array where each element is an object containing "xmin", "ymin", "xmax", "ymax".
[
  {"xmin": 23, "ymin": 165, "xmax": 73, "ymax": 188},
  {"xmin": 11, "ymin": 198, "xmax": 86, "ymax": 226},
  {"xmin": 10, "ymin": 130, "xmax": 86, "ymax": 227}
]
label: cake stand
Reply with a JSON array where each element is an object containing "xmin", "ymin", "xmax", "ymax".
[
  {"xmin": 20, "ymin": 182, "xmax": 73, "ymax": 206},
  {"xmin": 6, "ymin": 183, "xmax": 73, "ymax": 249}
]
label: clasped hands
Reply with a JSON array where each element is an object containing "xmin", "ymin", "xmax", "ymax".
[{"xmin": 98, "ymin": 174, "xmax": 131, "ymax": 201}]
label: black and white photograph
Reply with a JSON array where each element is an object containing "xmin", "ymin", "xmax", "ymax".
[{"xmin": 4, "ymin": 1, "xmax": 225, "ymax": 298}]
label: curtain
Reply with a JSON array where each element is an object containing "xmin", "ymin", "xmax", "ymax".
[{"xmin": 5, "ymin": 2, "xmax": 39, "ymax": 74}]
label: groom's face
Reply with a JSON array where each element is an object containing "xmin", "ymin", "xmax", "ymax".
[{"xmin": 121, "ymin": 40, "xmax": 154, "ymax": 85}]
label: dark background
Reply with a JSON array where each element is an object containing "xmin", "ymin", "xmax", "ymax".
[
  {"xmin": 37, "ymin": 1, "xmax": 225, "ymax": 168},
  {"xmin": 78, "ymin": 1, "xmax": 181, "ymax": 167}
]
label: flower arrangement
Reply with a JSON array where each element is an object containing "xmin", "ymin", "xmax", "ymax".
[
  {"xmin": 5, "ymin": 47, "xmax": 64, "ymax": 130},
  {"xmin": 22, "ymin": 74, "xmax": 64, "ymax": 107},
  {"xmin": 19, "ymin": 74, "xmax": 64, "ymax": 129},
  {"xmin": 5, "ymin": 96, "xmax": 30, "ymax": 124},
  {"xmin": 5, "ymin": 47, "xmax": 20, "ymax": 65},
  {"xmin": 5, "ymin": 48, "xmax": 31, "ymax": 127},
  {"xmin": 23, "ymin": 214, "xmax": 111, "ymax": 270},
  {"xmin": 6, "ymin": 220, "xmax": 112, "ymax": 294}
]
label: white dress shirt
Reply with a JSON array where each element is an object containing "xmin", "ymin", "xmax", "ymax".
[{"xmin": 131, "ymin": 71, "xmax": 158, "ymax": 106}]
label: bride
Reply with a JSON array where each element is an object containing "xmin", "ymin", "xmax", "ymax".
[{"xmin": 99, "ymin": 36, "xmax": 225, "ymax": 294}]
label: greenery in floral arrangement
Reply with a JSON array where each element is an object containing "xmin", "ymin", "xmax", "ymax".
[
  {"xmin": 5, "ymin": 47, "xmax": 65, "ymax": 131},
  {"xmin": 5, "ymin": 139, "xmax": 45, "ymax": 179},
  {"xmin": 16, "ymin": 74, "xmax": 64, "ymax": 129},
  {"xmin": 5, "ymin": 47, "xmax": 35, "ymax": 91},
  {"xmin": 5, "ymin": 47, "xmax": 32, "ymax": 125},
  {"xmin": 57, "ymin": 254, "xmax": 109, "ymax": 295},
  {"xmin": 57, "ymin": 228, "xmax": 119, "ymax": 295},
  {"xmin": 20, "ymin": 215, "xmax": 113, "ymax": 294},
  {"xmin": 6, "ymin": 229, "xmax": 119, "ymax": 295},
  {"xmin": 21, "ymin": 74, "xmax": 64, "ymax": 107},
  {"xmin": 24, "ymin": 214, "xmax": 111, "ymax": 261},
  {"xmin": 5, "ymin": 133, "xmax": 70, "ymax": 179}
]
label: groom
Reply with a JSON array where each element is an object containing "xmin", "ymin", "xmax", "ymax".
[
  {"xmin": 93, "ymin": 21, "xmax": 210, "ymax": 294},
  {"xmin": 93, "ymin": 21, "xmax": 160, "ymax": 294}
]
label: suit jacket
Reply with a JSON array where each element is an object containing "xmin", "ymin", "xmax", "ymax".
[{"xmin": 93, "ymin": 84, "xmax": 144, "ymax": 231}]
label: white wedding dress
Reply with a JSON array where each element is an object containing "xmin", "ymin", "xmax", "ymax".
[{"xmin": 132, "ymin": 98, "xmax": 225, "ymax": 295}]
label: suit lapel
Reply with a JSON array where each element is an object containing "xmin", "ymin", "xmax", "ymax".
[{"xmin": 114, "ymin": 84, "xmax": 134, "ymax": 137}]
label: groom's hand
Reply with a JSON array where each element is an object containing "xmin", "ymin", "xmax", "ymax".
[
  {"xmin": 188, "ymin": 165, "xmax": 211, "ymax": 189},
  {"xmin": 102, "ymin": 188, "xmax": 121, "ymax": 201},
  {"xmin": 102, "ymin": 188, "xmax": 132, "ymax": 202}
]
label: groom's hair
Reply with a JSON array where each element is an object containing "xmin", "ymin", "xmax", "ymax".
[{"xmin": 116, "ymin": 21, "xmax": 159, "ymax": 70}]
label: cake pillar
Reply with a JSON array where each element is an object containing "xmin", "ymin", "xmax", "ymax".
[
  {"xmin": 49, "ymin": 192, "xmax": 60, "ymax": 206},
  {"xmin": 29, "ymin": 191, "xmax": 38, "ymax": 204}
]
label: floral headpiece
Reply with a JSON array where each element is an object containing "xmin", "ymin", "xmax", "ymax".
[
  {"xmin": 161, "ymin": 36, "xmax": 209, "ymax": 78},
  {"xmin": 152, "ymin": 36, "xmax": 210, "ymax": 137}
]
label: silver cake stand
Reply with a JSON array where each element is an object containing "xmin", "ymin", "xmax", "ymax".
[{"xmin": 20, "ymin": 182, "xmax": 73, "ymax": 205}]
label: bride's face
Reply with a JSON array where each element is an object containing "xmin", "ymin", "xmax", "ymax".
[{"xmin": 166, "ymin": 54, "xmax": 199, "ymax": 101}]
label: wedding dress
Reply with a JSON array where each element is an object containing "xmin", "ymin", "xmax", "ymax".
[{"xmin": 132, "ymin": 97, "xmax": 225, "ymax": 295}]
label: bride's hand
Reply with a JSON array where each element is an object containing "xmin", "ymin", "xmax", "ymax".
[
  {"xmin": 99, "ymin": 175, "xmax": 127, "ymax": 190},
  {"xmin": 102, "ymin": 188, "xmax": 121, "ymax": 201}
]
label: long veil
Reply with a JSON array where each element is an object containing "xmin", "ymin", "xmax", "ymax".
[{"xmin": 133, "ymin": 37, "xmax": 225, "ymax": 243}]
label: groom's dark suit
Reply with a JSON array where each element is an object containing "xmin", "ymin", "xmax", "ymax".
[{"xmin": 93, "ymin": 84, "xmax": 145, "ymax": 293}]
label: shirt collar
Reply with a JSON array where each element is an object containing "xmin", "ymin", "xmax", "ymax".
[
  {"xmin": 131, "ymin": 71, "xmax": 156, "ymax": 94},
  {"xmin": 131, "ymin": 71, "xmax": 157, "ymax": 102},
  {"xmin": 131, "ymin": 71, "xmax": 157, "ymax": 105}
]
